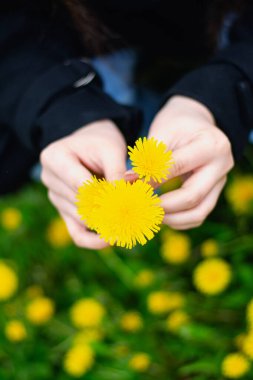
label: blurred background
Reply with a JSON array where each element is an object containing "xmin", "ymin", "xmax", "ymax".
[{"xmin": 0, "ymin": 148, "xmax": 253, "ymax": 380}]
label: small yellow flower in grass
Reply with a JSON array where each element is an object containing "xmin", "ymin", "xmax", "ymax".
[
  {"xmin": 193, "ymin": 259, "xmax": 231, "ymax": 295},
  {"xmin": 77, "ymin": 178, "xmax": 164, "ymax": 249},
  {"xmin": 5, "ymin": 320, "xmax": 27, "ymax": 342},
  {"xmin": 46, "ymin": 217, "xmax": 71, "ymax": 248},
  {"xmin": 161, "ymin": 232, "xmax": 191, "ymax": 264},
  {"xmin": 63, "ymin": 344, "xmax": 94, "ymax": 378},
  {"xmin": 222, "ymin": 353, "xmax": 250, "ymax": 378},
  {"xmin": 70, "ymin": 298, "xmax": 105, "ymax": 329},
  {"xmin": 128, "ymin": 137, "xmax": 173, "ymax": 183},
  {"xmin": 0, "ymin": 262, "xmax": 18, "ymax": 301},
  {"xmin": 242, "ymin": 333, "xmax": 253, "ymax": 359},
  {"xmin": 134, "ymin": 269, "xmax": 154, "ymax": 288},
  {"xmin": 1, "ymin": 207, "xmax": 22, "ymax": 230},
  {"xmin": 166, "ymin": 310, "xmax": 189, "ymax": 333},
  {"xmin": 129, "ymin": 353, "xmax": 151, "ymax": 372},
  {"xmin": 201, "ymin": 239, "xmax": 219, "ymax": 257},
  {"xmin": 147, "ymin": 291, "xmax": 184, "ymax": 314},
  {"xmin": 26, "ymin": 297, "xmax": 54, "ymax": 325},
  {"xmin": 120, "ymin": 311, "xmax": 143, "ymax": 332},
  {"xmin": 73, "ymin": 329, "xmax": 104, "ymax": 345},
  {"xmin": 226, "ymin": 176, "xmax": 253, "ymax": 214},
  {"xmin": 246, "ymin": 299, "xmax": 253, "ymax": 328}
]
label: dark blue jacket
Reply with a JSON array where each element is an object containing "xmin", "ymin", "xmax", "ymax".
[{"xmin": 1, "ymin": 0, "xmax": 253, "ymax": 193}]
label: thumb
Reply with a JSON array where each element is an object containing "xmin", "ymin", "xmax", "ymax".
[{"xmin": 101, "ymin": 148, "xmax": 127, "ymax": 182}]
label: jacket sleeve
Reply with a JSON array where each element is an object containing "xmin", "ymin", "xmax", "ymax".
[
  {"xmin": 0, "ymin": 1, "xmax": 141, "ymax": 154},
  {"xmin": 164, "ymin": 4, "xmax": 253, "ymax": 159}
]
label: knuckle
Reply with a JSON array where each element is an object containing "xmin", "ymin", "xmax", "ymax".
[
  {"xmin": 185, "ymin": 190, "xmax": 203, "ymax": 209},
  {"xmin": 172, "ymin": 159, "xmax": 185, "ymax": 176}
]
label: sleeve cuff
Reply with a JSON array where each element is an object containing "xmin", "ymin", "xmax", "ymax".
[
  {"xmin": 164, "ymin": 63, "xmax": 252, "ymax": 159},
  {"xmin": 15, "ymin": 59, "xmax": 142, "ymax": 152}
]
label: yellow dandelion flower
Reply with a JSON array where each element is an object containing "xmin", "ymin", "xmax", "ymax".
[
  {"xmin": 26, "ymin": 297, "xmax": 54, "ymax": 325},
  {"xmin": 193, "ymin": 259, "xmax": 232, "ymax": 295},
  {"xmin": 242, "ymin": 333, "xmax": 253, "ymax": 359},
  {"xmin": 246, "ymin": 299, "xmax": 253, "ymax": 329},
  {"xmin": 134, "ymin": 269, "xmax": 154, "ymax": 288},
  {"xmin": 128, "ymin": 137, "xmax": 173, "ymax": 183},
  {"xmin": 147, "ymin": 291, "xmax": 184, "ymax": 314},
  {"xmin": 46, "ymin": 217, "xmax": 71, "ymax": 248},
  {"xmin": 222, "ymin": 353, "xmax": 250, "ymax": 378},
  {"xmin": 1, "ymin": 207, "xmax": 22, "ymax": 230},
  {"xmin": 129, "ymin": 353, "xmax": 151, "ymax": 372},
  {"xmin": 63, "ymin": 344, "xmax": 94, "ymax": 378},
  {"xmin": 70, "ymin": 298, "xmax": 105, "ymax": 329},
  {"xmin": 226, "ymin": 176, "xmax": 253, "ymax": 214},
  {"xmin": 120, "ymin": 311, "xmax": 143, "ymax": 332},
  {"xmin": 161, "ymin": 232, "xmax": 191, "ymax": 264},
  {"xmin": 76, "ymin": 178, "xmax": 164, "ymax": 249},
  {"xmin": 166, "ymin": 310, "xmax": 189, "ymax": 333},
  {"xmin": 76, "ymin": 177, "xmax": 110, "ymax": 230},
  {"xmin": 201, "ymin": 239, "xmax": 219, "ymax": 257},
  {"xmin": 5, "ymin": 320, "xmax": 27, "ymax": 342},
  {"xmin": 0, "ymin": 262, "xmax": 18, "ymax": 301},
  {"xmin": 73, "ymin": 329, "xmax": 104, "ymax": 345}
]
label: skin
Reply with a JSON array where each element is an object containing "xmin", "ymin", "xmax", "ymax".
[{"xmin": 40, "ymin": 95, "xmax": 234, "ymax": 248}]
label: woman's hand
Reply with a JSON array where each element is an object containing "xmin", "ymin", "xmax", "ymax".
[
  {"xmin": 40, "ymin": 120, "xmax": 127, "ymax": 249},
  {"xmin": 148, "ymin": 95, "xmax": 234, "ymax": 230}
]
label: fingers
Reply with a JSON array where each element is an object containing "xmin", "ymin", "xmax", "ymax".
[
  {"xmin": 162, "ymin": 138, "xmax": 215, "ymax": 180},
  {"xmin": 48, "ymin": 191, "xmax": 80, "ymax": 224},
  {"xmin": 160, "ymin": 163, "xmax": 226, "ymax": 214},
  {"xmin": 61, "ymin": 212, "xmax": 109, "ymax": 250},
  {"xmin": 41, "ymin": 170, "xmax": 77, "ymax": 204},
  {"xmin": 101, "ymin": 147, "xmax": 127, "ymax": 181},
  {"xmin": 163, "ymin": 177, "xmax": 226, "ymax": 230},
  {"xmin": 41, "ymin": 147, "xmax": 91, "ymax": 192},
  {"xmin": 49, "ymin": 191, "xmax": 109, "ymax": 249}
]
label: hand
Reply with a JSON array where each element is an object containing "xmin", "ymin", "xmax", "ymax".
[
  {"xmin": 40, "ymin": 120, "xmax": 127, "ymax": 249},
  {"xmin": 148, "ymin": 95, "xmax": 234, "ymax": 230}
]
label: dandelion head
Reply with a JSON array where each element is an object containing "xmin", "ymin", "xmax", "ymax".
[
  {"xmin": 120, "ymin": 311, "xmax": 143, "ymax": 332},
  {"xmin": 46, "ymin": 217, "xmax": 71, "ymax": 248},
  {"xmin": 200, "ymin": 239, "xmax": 219, "ymax": 257},
  {"xmin": 221, "ymin": 353, "xmax": 250, "ymax": 378},
  {"xmin": 242, "ymin": 333, "xmax": 253, "ymax": 359},
  {"xmin": 128, "ymin": 137, "xmax": 173, "ymax": 183},
  {"xmin": 63, "ymin": 344, "xmax": 94, "ymax": 377},
  {"xmin": 0, "ymin": 262, "xmax": 18, "ymax": 301},
  {"xmin": 5, "ymin": 320, "xmax": 27, "ymax": 342},
  {"xmin": 193, "ymin": 259, "xmax": 232, "ymax": 295},
  {"xmin": 166, "ymin": 310, "xmax": 189, "ymax": 333},
  {"xmin": 76, "ymin": 178, "xmax": 164, "ymax": 249},
  {"xmin": 129, "ymin": 353, "xmax": 151, "ymax": 372},
  {"xmin": 161, "ymin": 232, "xmax": 191, "ymax": 264},
  {"xmin": 70, "ymin": 298, "xmax": 105, "ymax": 329},
  {"xmin": 226, "ymin": 176, "xmax": 253, "ymax": 214},
  {"xmin": 26, "ymin": 297, "xmax": 54, "ymax": 325}
]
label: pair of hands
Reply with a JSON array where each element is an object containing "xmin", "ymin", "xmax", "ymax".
[{"xmin": 40, "ymin": 96, "xmax": 234, "ymax": 249}]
